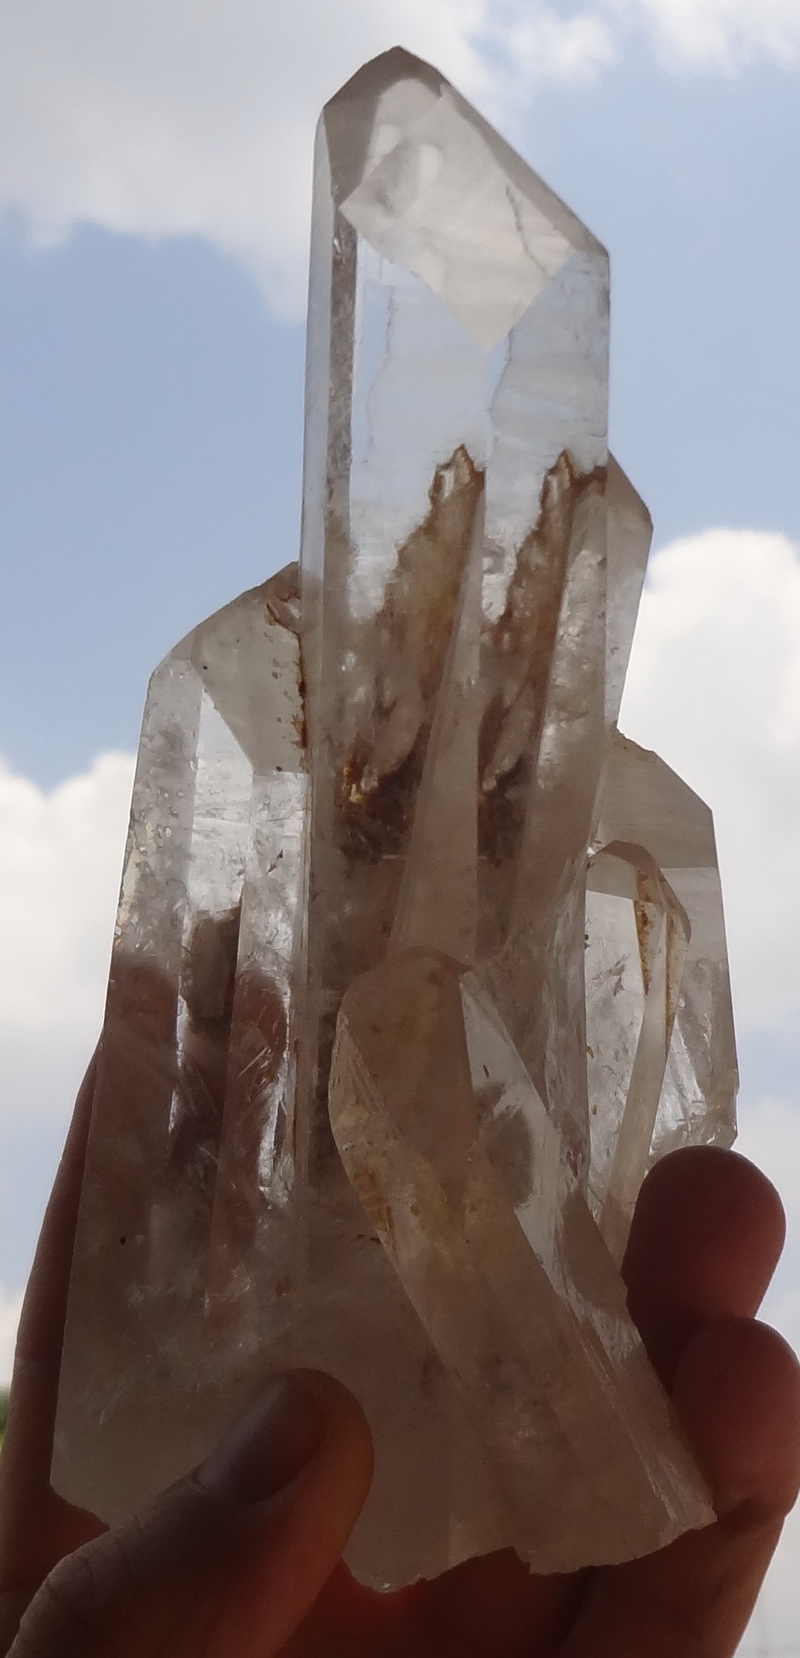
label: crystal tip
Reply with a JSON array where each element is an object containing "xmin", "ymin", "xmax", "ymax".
[{"xmin": 325, "ymin": 45, "xmax": 444, "ymax": 112}]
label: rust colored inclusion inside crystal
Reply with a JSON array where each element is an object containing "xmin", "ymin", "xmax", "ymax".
[
  {"xmin": 336, "ymin": 445, "xmax": 484, "ymax": 864},
  {"xmin": 479, "ymin": 451, "xmax": 606, "ymax": 869}
]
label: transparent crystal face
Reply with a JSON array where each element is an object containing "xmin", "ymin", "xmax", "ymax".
[
  {"xmin": 51, "ymin": 47, "xmax": 736, "ymax": 1586},
  {"xmin": 331, "ymin": 951, "xmax": 712, "ymax": 1574},
  {"xmin": 340, "ymin": 79, "xmax": 577, "ymax": 350},
  {"xmin": 585, "ymin": 843, "xmax": 690, "ymax": 1264}
]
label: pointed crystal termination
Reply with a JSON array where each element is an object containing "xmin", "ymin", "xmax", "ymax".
[
  {"xmin": 595, "ymin": 734, "xmax": 738, "ymax": 1165},
  {"xmin": 52, "ymin": 569, "xmax": 308, "ymax": 1520},
  {"xmin": 585, "ymin": 842, "xmax": 690, "ymax": 1264},
  {"xmin": 303, "ymin": 43, "xmax": 610, "ymax": 1202},
  {"xmin": 52, "ymin": 46, "xmax": 734, "ymax": 1584}
]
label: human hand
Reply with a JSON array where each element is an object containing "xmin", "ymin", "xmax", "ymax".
[{"xmin": 0, "ymin": 1061, "xmax": 797, "ymax": 1657}]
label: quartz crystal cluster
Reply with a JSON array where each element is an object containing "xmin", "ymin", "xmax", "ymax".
[{"xmin": 52, "ymin": 49, "xmax": 737, "ymax": 1585}]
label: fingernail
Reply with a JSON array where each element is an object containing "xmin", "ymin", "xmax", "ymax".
[{"xmin": 198, "ymin": 1375, "xmax": 325, "ymax": 1505}]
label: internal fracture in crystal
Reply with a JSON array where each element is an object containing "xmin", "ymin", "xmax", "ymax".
[{"xmin": 51, "ymin": 47, "xmax": 736, "ymax": 1585}]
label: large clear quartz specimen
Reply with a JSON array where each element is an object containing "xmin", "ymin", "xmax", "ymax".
[{"xmin": 51, "ymin": 48, "xmax": 736, "ymax": 1584}]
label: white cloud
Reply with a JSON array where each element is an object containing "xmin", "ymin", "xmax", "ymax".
[
  {"xmin": 0, "ymin": 0, "xmax": 497, "ymax": 316},
  {"xmin": 477, "ymin": 8, "xmax": 618, "ymax": 85},
  {"xmin": 0, "ymin": 755, "xmax": 132, "ymax": 1364},
  {"xmin": 0, "ymin": 752, "xmax": 133, "ymax": 1125},
  {"xmin": 736, "ymin": 1093, "xmax": 800, "ymax": 1350},
  {"xmin": 1, "ymin": 0, "xmax": 798, "ymax": 317},
  {"xmin": 613, "ymin": 0, "xmax": 800, "ymax": 71},
  {"xmin": 620, "ymin": 528, "xmax": 800, "ymax": 1034}
]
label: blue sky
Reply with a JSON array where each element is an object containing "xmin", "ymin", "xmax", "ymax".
[{"xmin": 1, "ymin": 2, "xmax": 800, "ymax": 1646}]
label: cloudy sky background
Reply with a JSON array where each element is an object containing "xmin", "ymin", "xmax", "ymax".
[{"xmin": 1, "ymin": 1, "xmax": 799, "ymax": 1648}]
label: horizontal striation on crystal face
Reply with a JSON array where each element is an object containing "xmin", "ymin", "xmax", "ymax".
[{"xmin": 52, "ymin": 47, "xmax": 735, "ymax": 1584}]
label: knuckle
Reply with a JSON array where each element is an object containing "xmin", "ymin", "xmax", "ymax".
[{"xmin": 9, "ymin": 1535, "xmax": 131, "ymax": 1657}]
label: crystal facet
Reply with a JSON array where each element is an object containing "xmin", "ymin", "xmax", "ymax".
[{"xmin": 52, "ymin": 48, "xmax": 735, "ymax": 1585}]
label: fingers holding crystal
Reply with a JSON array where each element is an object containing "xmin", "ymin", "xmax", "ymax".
[
  {"xmin": 560, "ymin": 1320, "xmax": 800, "ymax": 1658},
  {"xmin": 622, "ymin": 1146, "xmax": 786, "ymax": 1388}
]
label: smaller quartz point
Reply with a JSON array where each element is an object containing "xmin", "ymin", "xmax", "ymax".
[
  {"xmin": 585, "ymin": 842, "xmax": 689, "ymax": 1264},
  {"xmin": 331, "ymin": 949, "xmax": 713, "ymax": 1571},
  {"xmin": 53, "ymin": 47, "xmax": 736, "ymax": 1583},
  {"xmin": 52, "ymin": 571, "xmax": 308, "ymax": 1519},
  {"xmin": 595, "ymin": 734, "xmax": 738, "ymax": 1162}
]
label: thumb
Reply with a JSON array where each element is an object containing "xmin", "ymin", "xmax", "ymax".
[{"xmin": 9, "ymin": 1372, "xmax": 373, "ymax": 1658}]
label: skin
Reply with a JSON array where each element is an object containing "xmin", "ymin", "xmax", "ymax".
[{"xmin": 0, "ymin": 1059, "xmax": 797, "ymax": 1656}]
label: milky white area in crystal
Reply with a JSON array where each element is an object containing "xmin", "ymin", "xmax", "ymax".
[{"xmin": 51, "ymin": 48, "xmax": 735, "ymax": 1586}]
